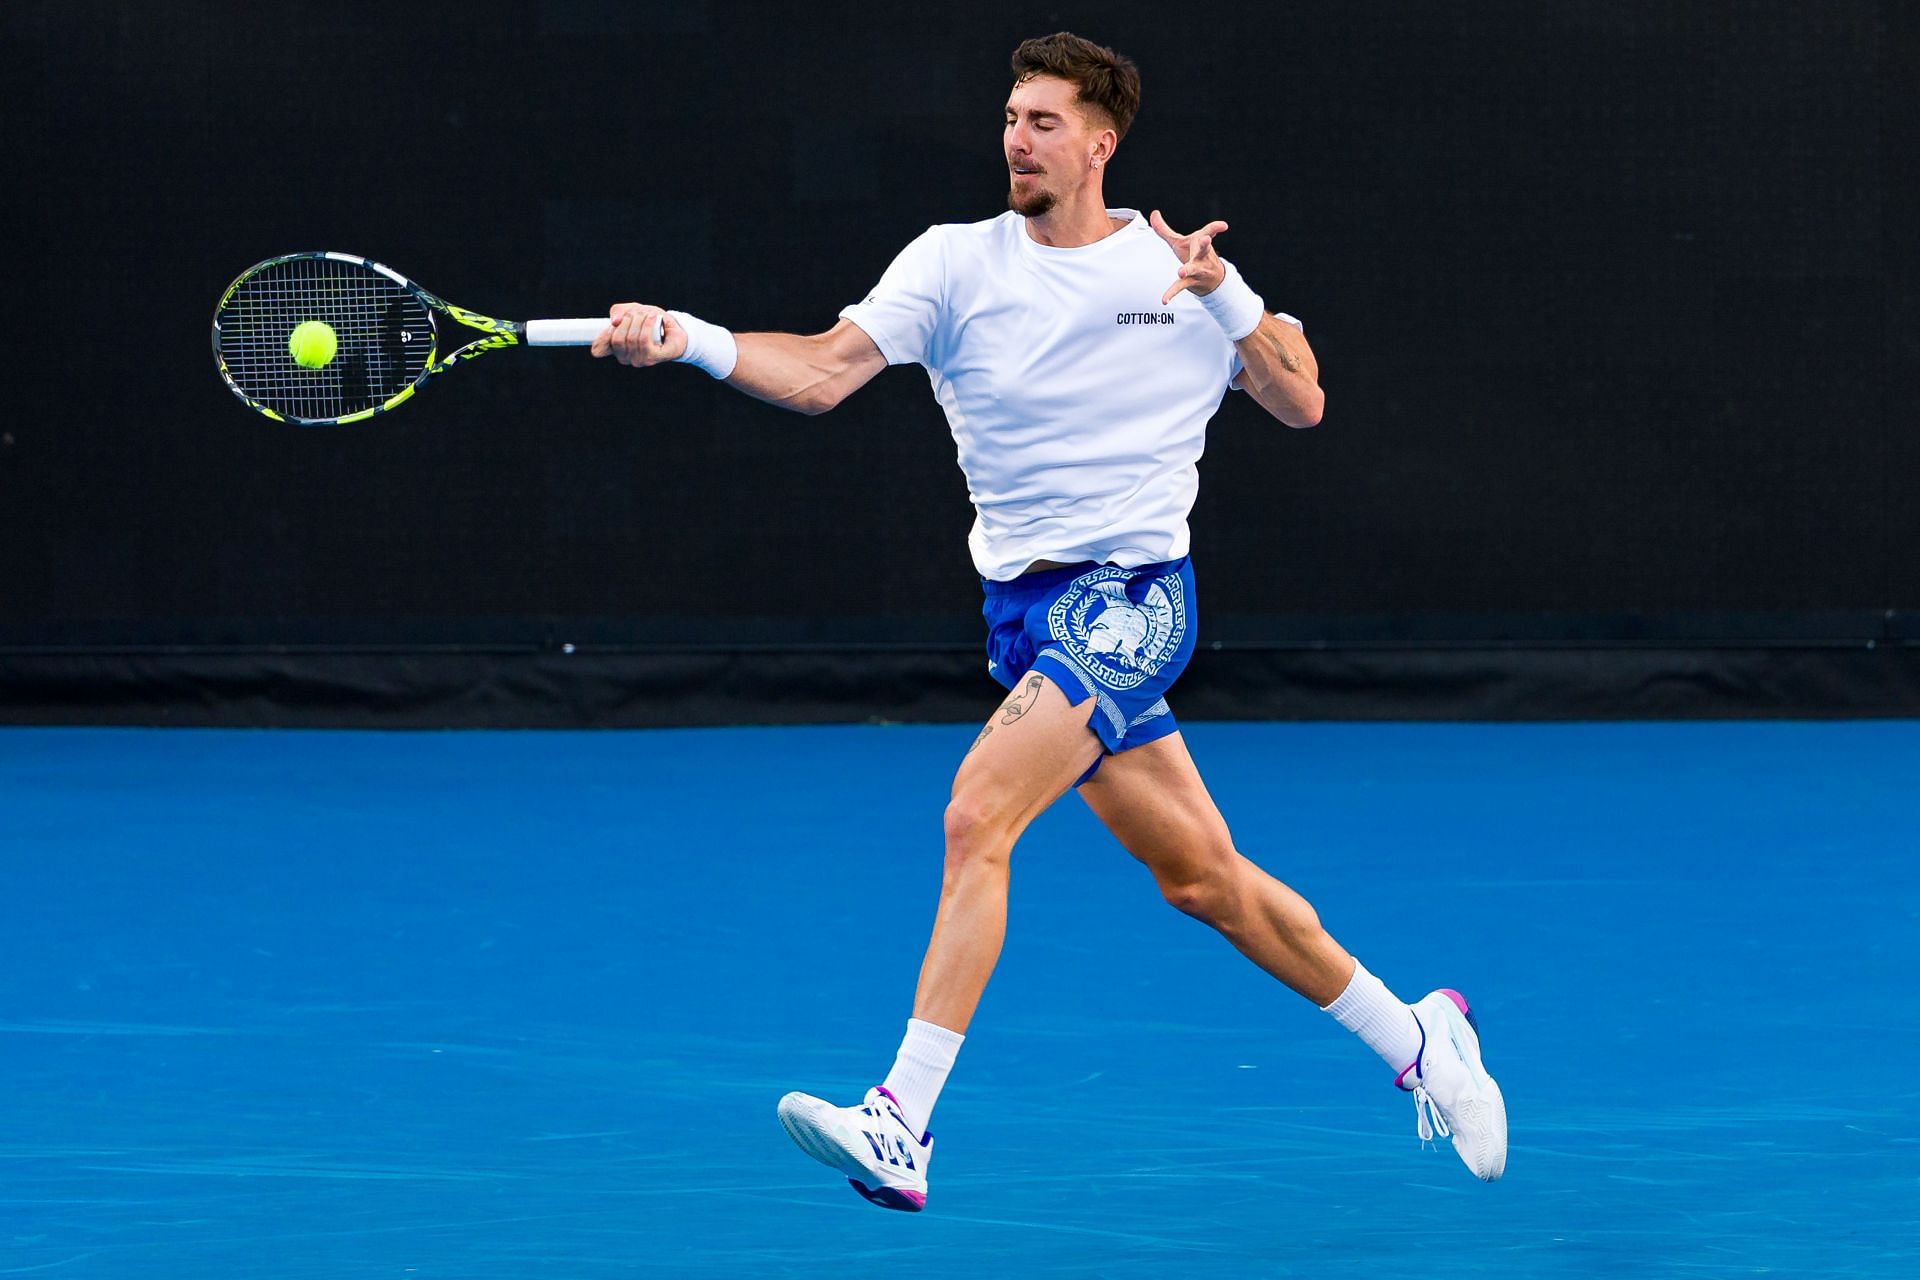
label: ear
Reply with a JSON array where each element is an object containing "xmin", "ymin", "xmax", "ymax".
[{"xmin": 1090, "ymin": 128, "xmax": 1117, "ymax": 168}]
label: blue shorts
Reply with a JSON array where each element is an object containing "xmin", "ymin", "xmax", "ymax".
[{"xmin": 982, "ymin": 557, "xmax": 1197, "ymax": 767}]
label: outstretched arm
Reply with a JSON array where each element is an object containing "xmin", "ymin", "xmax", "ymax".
[
  {"xmin": 590, "ymin": 305, "xmax": 888, "ymax": 416},
  {"xmin": 1149, "ymin": 210, "xmax": 1325, "ymax": 429}
]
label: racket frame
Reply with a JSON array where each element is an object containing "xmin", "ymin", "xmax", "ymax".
[{"xmin": 212, "ymin": 251, "xmax": 573, "ymax": 426}]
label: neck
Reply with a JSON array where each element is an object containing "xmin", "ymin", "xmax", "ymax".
[{"xmin": 1023, "ymin": 184, "xmax": 1122, "ymax": 248}]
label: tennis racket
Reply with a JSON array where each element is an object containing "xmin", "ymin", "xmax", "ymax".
[{"xmin": 211, "ymin": 251, "xmax": 660, "ymax": 425}]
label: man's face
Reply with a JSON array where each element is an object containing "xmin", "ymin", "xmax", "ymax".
[{"xmin": 1004, "ymin": 74, "xmax": 1105, "ymax": 218}]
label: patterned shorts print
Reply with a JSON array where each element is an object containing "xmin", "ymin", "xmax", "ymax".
[{"xmin": 981, "ymin": 557, "xmax": 1197, "ymax": 774}]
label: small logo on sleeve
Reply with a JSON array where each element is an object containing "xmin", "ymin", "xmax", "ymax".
[{"xmin": 1116, "ymin": 311, "xmax": 1176, "ymax": 325}]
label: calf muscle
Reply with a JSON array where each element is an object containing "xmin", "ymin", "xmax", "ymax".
[{"xmin": 1080, "ymin": 733, "xmax": 1354, "ymax": 1005}]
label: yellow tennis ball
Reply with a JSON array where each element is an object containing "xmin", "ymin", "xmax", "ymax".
[{"xmin": 288, "ymin": 320, "xmax": 338, "ymax": 369}]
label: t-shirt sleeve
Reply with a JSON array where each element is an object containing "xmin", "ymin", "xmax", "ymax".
[{"xmin": 838, "ymin": 227, "xmax": 946, "ymax": 367}]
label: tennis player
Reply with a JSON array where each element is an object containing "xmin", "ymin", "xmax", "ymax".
[{"xmin": 593, "ymin": 32, "xmax": 1505, "ymax": 1210}]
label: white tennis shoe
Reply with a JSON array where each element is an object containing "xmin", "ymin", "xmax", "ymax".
[
  {"xmin": 1397, "ymin": 989, "xmax": 1508, "ymax": 1181},
  {"xmin": 777, "ymin": 1086, "xmax": 932, "ymax": 1212}
]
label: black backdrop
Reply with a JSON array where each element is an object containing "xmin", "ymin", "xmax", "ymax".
[{"xmin": 2, "ymin": 2, "xmax": 1915, "ymax": 723}]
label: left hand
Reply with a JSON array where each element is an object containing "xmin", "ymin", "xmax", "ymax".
[{"xmin": 1149, "ymin": 209, "xmax": 1230, "ymax": 305}]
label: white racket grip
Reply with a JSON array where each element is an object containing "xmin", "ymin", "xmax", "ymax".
[{"xmin": 525, "ymin": 316, "xmax": 664, "ymax": 345}]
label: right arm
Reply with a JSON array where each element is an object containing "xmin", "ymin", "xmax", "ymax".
[{"xmin": 591, "ymin": 306, "xmax": 887, "ymax": 416}]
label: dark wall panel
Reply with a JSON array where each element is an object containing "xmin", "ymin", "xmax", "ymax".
[{"xmin": 0, "ymin": 1, "xmax": 1910, "ymax": 662}]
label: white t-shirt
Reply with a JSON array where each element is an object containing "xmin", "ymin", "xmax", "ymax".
[{"xmin": 840, "ymin": 207, "xmax": 1292, "ymax": 581}]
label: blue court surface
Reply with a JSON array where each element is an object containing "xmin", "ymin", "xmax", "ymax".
[{"xmin": 2, "ymin": 722, "xmax": 1915, "ymax": 1277}]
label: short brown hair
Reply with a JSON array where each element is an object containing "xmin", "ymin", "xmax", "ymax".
[{"xmin": 1010, "ymin": 32, "xmax": 1141, "ymax": 140}]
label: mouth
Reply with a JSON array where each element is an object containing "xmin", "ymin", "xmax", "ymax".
[{"xmin": 1009, "ymin": 163, "xmax": 1042, "ymax": 178}]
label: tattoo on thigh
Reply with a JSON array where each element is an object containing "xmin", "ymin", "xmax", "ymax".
[
  {"xmin": 999, "ymin": 673, "xmax": 1045, "ymax": 725},
  {"xmin": 968, "ymin": 674, "xmax": 1046, "ymax": 755}
]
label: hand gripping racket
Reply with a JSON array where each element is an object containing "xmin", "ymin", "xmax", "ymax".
[{"xmin": 211, "ymin": 251, "xmax": 660, "ymax": 425}]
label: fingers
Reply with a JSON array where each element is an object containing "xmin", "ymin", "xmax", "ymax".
[
  {"xmin": 1162, "ymin": 267, "xmax": 1200, "ymax": 305},
  {"xmin": 606, "ymin": 304, "xmax": 670, "ymax": 367},
  {"xmin": 1150, "ymin": 211, "xmax": 1229, "ymax": 246},
  {"xmin": 613, "ymin": 307, "xmax": 649, "ymax": 366},
  {"xmin": 1160, "ymin": 274, "xmax": 1206, "ymax": 305},
  {"xmin": 592, "ymin": 302, "xmax": 635, "ymax": 358},
  {"xmin": 1161, "ymin": 226, "xmax": 1229, "ymax": 304},
  {"xmin": 590, "ymin": 304, "xmax": 684, "ymax": 364}
]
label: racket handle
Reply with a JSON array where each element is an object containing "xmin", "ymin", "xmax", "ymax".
[{"xmin": 526, "ymin": 316, "xmax": 666, "ymax": 345}]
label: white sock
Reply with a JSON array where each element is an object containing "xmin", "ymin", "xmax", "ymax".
[
  {"xmin": 880, "ymin": 1018, "xmax": 964, "ymax": 1136},
  {"xmin": 1322, "ymin": 959, "xmax": 1424, "ymax": 1073}
]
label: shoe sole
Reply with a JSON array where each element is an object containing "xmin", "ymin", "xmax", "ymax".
[
  {"xmin": 848, "ymin": 1178, "xmax": 927, "ymax": 1212},
  {"xmin": 777, "ymin": 1095, "xmax": 927, "ymax": 1212}
]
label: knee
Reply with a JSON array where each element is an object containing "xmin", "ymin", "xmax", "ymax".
[
  {"xmin": 1159, "ymin": 877, "xmax": 1217, "ymax": 920},
  {"xmin": 943, "ymin": 795, "xmax": 1011, "ymax": 872},
  {"xmin": 1154, "ymin": 847, "xmax": 1242, "ymax": 922}
]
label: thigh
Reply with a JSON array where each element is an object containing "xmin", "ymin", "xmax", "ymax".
[
  {"xmin": 951, "ymin": 670, "xmax": 1105, "ymax": 833},
  {"xmin": 1077, "ymin": 731, "xmax": 1236, "ymax": 871}
]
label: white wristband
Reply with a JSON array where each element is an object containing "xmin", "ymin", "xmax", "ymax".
[
  {"xmin": 667, "ymin": 310, "xmax": 739, "ymax": 380},
  {"xmin": 1196, "ymin": 262, "xmax": 1266, "ymax": 341}
]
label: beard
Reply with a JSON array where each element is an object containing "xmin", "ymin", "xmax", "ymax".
[{"xmin": 1008, "ymin": 183, "xmax": 1055, "ymax": 218}]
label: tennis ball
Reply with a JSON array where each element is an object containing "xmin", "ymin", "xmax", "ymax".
[{"xmin": 288, "ymin": 320, "xmax": 338, "ymax": 369}]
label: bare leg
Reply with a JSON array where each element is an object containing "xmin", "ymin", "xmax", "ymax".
[
  {"xmin": 1078, "ymin": 730, "xmax": 1354, "ymax": 1005},
  {"xmin": 910, "ymin": 672, "xmax": 1103, "ymax": 1032}
]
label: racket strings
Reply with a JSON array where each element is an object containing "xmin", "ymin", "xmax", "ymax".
[{"xmin": 216, "ymin": 256, "xmax": 434, "ymax": 422}]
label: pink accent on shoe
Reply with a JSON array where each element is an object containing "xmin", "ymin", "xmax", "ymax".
[
  {"xmin": 849, "ymin": 1178, "xmax": 926, "ymax": 1212},
  {"xmin": 1438, "ymin": 988, "xmax": 1470, "ymax": 1015},
  {"xmin": 1394, "ymin": 1058, "xmax": 1421, "ymax": 1090}
]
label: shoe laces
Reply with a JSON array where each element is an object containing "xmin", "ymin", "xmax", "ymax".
[{"xmin": 1411, "ymin": 1084, "xmax": 1452, "ymax": 1144}]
